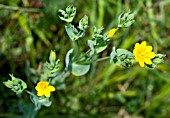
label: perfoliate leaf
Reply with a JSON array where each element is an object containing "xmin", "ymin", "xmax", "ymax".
[
  {"xmin": 71, "ymin": 63, "xmax": 90, "ymax": 76},
  {"xmin": 117, "ymin": 49, "xmax": 134, "ymax": 57},
  {"xmin": 95, "ymin": 39, "xmax": 110, "ymax": 53},
  {"xmin": 30, "ymin": 94, "xmax": 52, "ymax": 110},
  {"xmin": 65, "ymin": 24, "xmax": 84, "ymax": 41}
]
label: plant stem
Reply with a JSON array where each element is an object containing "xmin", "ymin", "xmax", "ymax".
[
  {"xmin": 0, "ymin": 4, "xmax": 40, "ymax": 12},
  {"xmin": 96, "ymin": 56, "xmax": 110, "ymax": 62},
  {"xmin": 25, "ymin": 90, "xmax": 36, "ymax": 97},
  {"xmin": 77, "ymin": 56, "xmax": 110, "ymax": 65}
]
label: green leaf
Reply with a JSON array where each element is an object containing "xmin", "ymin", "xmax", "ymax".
[
  {"xmin": 65, "ymin": 48, "xmax": 90, "ymax": 76},
  {"xmin": 65, "ymin": 49, "xmax": 73, "ymax": 70},
  {"xmin": 110, "ymin": 47, "xmax": 117, "ymax": 63},
  {"xmin": 65, "ymin": 24, "xmax": 85, "ymax": 41},
  {"xmin": 95, "ymin": 39, "xmax": 110, "ymax": 53},
  {"xmin": 96, "ymin": 46, "xmax": 108, "ymax": 53},
  {"xmin": 38, "ymin": 97, "xmax": 52, "ymax": 107},
  {"xmin": 87, "ymin": 40, "xmax": 95, "ymax": 55},
  {"xmin": 117, "ymin": 49, "xmax": 133, "ymax": 57},
  {"xmin": 30, "ymin": 93, "xmax": 52, "ymax": 110},
  {"xmin": 71, "ymin": 63, "xmax": 90, "ymax": 76}
]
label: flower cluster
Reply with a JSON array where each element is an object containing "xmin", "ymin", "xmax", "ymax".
[{"xmin": 3, "ymin": 5, "xmax": 165, "ymax": 117}]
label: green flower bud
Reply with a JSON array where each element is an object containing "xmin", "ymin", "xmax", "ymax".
[
  {"xmin": 152, "ymin": 54, "xmax": 165, "ymax": 64},
  {"xmin": 110, "ymin": 48, "xmax": 134, "ymax": 68},
  {"xmin": 78, "ymin": 15, "xmax": 88, "ymax": 31},
  {"xmin": 3, "ymin": 74, "xmax": 27, "ymax": 94},
  {"xmin": 118, "ymin": 10, "xmax": 136, "ymax": 28},
  {"xmin": 92, "ymin": 26, "xmax": 104, "ymax": 39},
  {"xmin": 117, "ymin": 54, "xmax": 132, "ymax": 68},
  {"xmin": 58, "ymin": 5, "xmax": 76, "ymax": 23},
  {"xmin": 45, "ymin": 52, "xmax": 60, "ymax": 77},
  {"xmin": 127, "ymin": 11, "xmax": 136, "ymax": 21}
]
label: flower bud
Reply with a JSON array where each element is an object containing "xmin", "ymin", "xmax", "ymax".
[
  {"xmin": 152, "ymin": 54, "xmax": 165, "ymax": 64},
  {"xmin": 106, "ymin": 28, "xmax": 117, "ymax": 38},
  {"xmin": 49, "ymin": 50, "xmax": 56, "ymax": 63},
  {"xmin": 3, "ymin": 74, "xmax": 27, "ymax": 94},
  {"xmin": 58, "ymin": 5, "xmax": 76, "ymax": 23},
  {"xmin": 78, "ymin": 15, "xmax": 88, "ymax": 31},
  {"xmin": 118, "ymin": 10, "xmax": 136, "ymax": 28}
]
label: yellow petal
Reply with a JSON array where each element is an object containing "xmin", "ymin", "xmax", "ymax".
[
  {"xmin": 35, "ymin": 85, "xmax": 40, "ymax": 91},
  {"xmin": 139, "ymin": 41, "xmax": 146, "ymax": 51},
  {"xmin": 44, "ymin": 91, "xmax": 51, "ymax": 97},
  {"xmin": 134, "ymin": 43, "xmax": 139, "ymax": 49},
  {"xmin": 133, "ymin": 48, "xmax": 137, "ymax": 55},
  {"xmin": 139, "ymin": 61, "xmax": 144, "ymax": 67},
  {"xmin": 141, "ymin": 41, "xmax": 146, "ymax": 47},
  {"xmin": 148, "ymin": 52, "xmax": 156, "ymax": 58},
  {"xmin": 37, "ymin": 90, "xmax": 44, "ymax": 96},
  {"xmin": 145, "ymin": 46, "xmax": 152, "ymax": 52},
  {"xmin": 135, "ymin": 55, "xmax": 140, "ymax": 62},
  {"xmin": 144, "ymin": 58, "xmax": 152, "ymax": 64},
  {"xmin": 42, "ymin": 81, "xmax": 49, "ymax": 86},
  {"xmin": 47, "ymin": 86, "xmax": 55, "ymax": 92},
  {"xmin": 107, "ymin": 28, "xmax": 117, "ymax": 38}
]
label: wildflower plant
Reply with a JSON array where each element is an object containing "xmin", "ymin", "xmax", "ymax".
[{"xmin": 3, "ymin": 5, "xmax": 165, "ymax": 117}]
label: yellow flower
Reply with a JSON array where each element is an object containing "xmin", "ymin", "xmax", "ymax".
[
  {"xmin": 35, "ymin": 81, "xmax": 55, "ymax": 97},
  {"xmin": 133, "ymin": 41, "xmax": 156, "ymax": 67},
  {"xmin": 107, "ymin": 28, "xmax": 117, "ymax": 38}
]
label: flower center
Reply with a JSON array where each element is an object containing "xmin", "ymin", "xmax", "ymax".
[
  {"xmin": 138, "ymin": 54, "xmax": 141, "ymax": 56},
  {"xmin": 40, "ymin": 83, "xmax": 47, "ymax": 90},
  {"xmin": 138, "ymin": 52, "xmax": 145, "ymax": 57}
]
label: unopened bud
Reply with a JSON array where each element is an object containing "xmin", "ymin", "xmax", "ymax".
[{"xmin": 49, "ymin": 50, "xmax": 56, "ymax": 63}]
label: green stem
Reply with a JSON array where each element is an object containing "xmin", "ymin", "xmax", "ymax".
[
  {"xmin": 25, "ymin": 90, "xmax": 37, "ymax": 97},
  {"xmin": 77, "ymin": 56, "xmax": 110, "ymax": 65},
  {"xmin": 96, "ymin": 56, "xmax": 110, "ymax": 62},
  {"xmin": 0, "ymin": 4, "xmax": 40, "ymax": 12}
]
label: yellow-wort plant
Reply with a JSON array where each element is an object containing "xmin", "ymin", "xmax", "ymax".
[{"xmin": 3, "ymin": 5, "xmax": 165, "ymax": 117}]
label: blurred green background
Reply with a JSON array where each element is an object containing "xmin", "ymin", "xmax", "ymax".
[{"xmin": 0, "ymin": 0, "xmax": 170, "ymax": 117}]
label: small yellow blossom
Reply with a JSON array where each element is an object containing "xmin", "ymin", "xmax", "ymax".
[
  {"xmin": 107, "ymin": 28, "xmax": 117, "ymax": 38},
  {"xmin": 133, "ymin": 41, "xmax": 156, "ymax": 67},
  {"xmin": 35, "ymin": 81, "xmax": 55, "ymax": 98}
]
